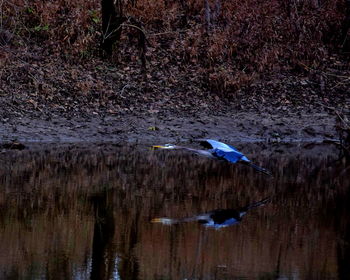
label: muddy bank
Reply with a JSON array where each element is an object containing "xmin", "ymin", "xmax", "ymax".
[
  {"xmin": 0, "ymin": 110, "xmax": 338, "ymax": 144},
  {"xmin": 0, "ymin": 45, "xmax": 348, "ymax": 146}
]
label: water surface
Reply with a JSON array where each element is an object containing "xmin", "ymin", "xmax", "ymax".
[{"xmin": 0, "ymin": 143, "xmax": 349, "ymax": 280}]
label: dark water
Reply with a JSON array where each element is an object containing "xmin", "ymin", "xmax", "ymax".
[{"xmin": 0, "ymin": 143, "xmax": 349, "ymax": 280}]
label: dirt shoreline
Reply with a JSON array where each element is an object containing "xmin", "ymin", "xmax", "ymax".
[
  {"xmin": 0, "ymin": 109, "xmax": 338, "ymax": 144},
  {"xmin": 1, "ymin": 47, "xmax": 348, "ymax": 146}
]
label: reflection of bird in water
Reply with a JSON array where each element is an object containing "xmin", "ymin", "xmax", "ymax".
[
  {"xmin": 153, "ymin": 139, "xmax": 271, "ymax": 175},
  {"xmin": 151, "ymin": 197, "xmax": 270, "ymax": 229}
]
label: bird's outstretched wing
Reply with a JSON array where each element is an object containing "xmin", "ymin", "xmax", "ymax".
[
  {"xmin": 199, "ymin": 139, "xmax": 236, "ymax": 151},
  {"xmin": 214, "ymin": 149, "xmax": 250, "ymax": 163},
  {"xmin": 199, "ymin": 139, "xmax": 250, "ymax": 163}
]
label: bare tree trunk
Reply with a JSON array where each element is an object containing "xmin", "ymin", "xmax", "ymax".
[
  {"xmin": 310, "ymin": 0, "xmax": 320, "ymax": 9},
  {"xmin": 101, "ymin": 0, "xmax": 126, "ymax": 55},
  {"xmin": 204, "ymin": 0, "xmax": 211, "ymax": 33},
  {"xmin": 178, "ymin": 0, "xmax": 189, "ymax": 27},
  {"xmin": 340, "ymin": 0, "xmax": 350, "ymax": 51}
]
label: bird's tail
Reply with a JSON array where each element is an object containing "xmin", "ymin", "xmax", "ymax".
[
  {"xmin": 244, "ymin": 197, "xmax": 271, "ymax": 211},
  {"xmin": 247, "ymin": 162, "xmax": 272, "ymax": 176}
]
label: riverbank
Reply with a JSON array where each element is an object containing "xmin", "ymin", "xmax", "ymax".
[{"xmin": 0, "ymin": 109, "xmax": 340, "ymax": 144}]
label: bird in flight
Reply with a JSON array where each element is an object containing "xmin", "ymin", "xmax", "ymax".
[
  {"xmin": 151, "ymin": 197, "xmax": 270, "ymax": 229},
  {"xmin": 153, "ymin": 139, "xmax": 271, "ymax": 175}
]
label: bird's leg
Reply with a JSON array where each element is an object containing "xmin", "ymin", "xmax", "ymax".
[{"xmin": 244, "ymin": 162, "xmax": 272, "ymax": 176}]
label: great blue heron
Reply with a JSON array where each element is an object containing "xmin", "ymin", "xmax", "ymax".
[
  {"xmin": 153, "ymin": 139, "xmax": 271, "ymax": 175},
  {"xmin": 151, "ymin": 197, "xmax": 270, "ymax": 229}
]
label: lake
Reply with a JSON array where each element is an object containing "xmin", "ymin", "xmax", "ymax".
[{"xmin": 0, "ymin": 143, "xmax": 349, "ymax": 280}]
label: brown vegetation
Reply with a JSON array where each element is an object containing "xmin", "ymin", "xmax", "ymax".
[
  {"xmin": 0, "ymin": 0, "xmax": 349, "ymax": 124},
  {"xmin": 1, "ymin": 1, "xmax": 348, "ymax": 84}
]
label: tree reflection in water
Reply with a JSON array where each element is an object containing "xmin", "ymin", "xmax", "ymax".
[
  {"xmin": 0, "ymin": 143, "xmax": 348, "ymax": 279},
  {"xmin": 90, "ymin": 190, "xmax": 116, "ymax": 280}
]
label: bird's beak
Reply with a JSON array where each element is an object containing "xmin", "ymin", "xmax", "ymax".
[
  {"xmin": 150, "ymin": 218, "xmax": 174, "ymax": 225},
  {"xmin": 152, "ymin": 145, "xmax": 167, "ymax": 149}
]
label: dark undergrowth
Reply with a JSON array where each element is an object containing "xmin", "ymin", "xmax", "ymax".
[{"xmin": 0, "ymin": 0, "xmax": 349, "ymax": 117}]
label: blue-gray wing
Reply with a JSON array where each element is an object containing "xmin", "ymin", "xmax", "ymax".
[
  {"xmin": 201, "ymin": 139, "xmax": 250, "ymax": 162},
  {"xmin": 214, "ymin": 149, "xmax": 250, "ymax": 163},
  {"xmin": 202, "ymin": 139, "xmax": 238, "ymax": 152}
]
